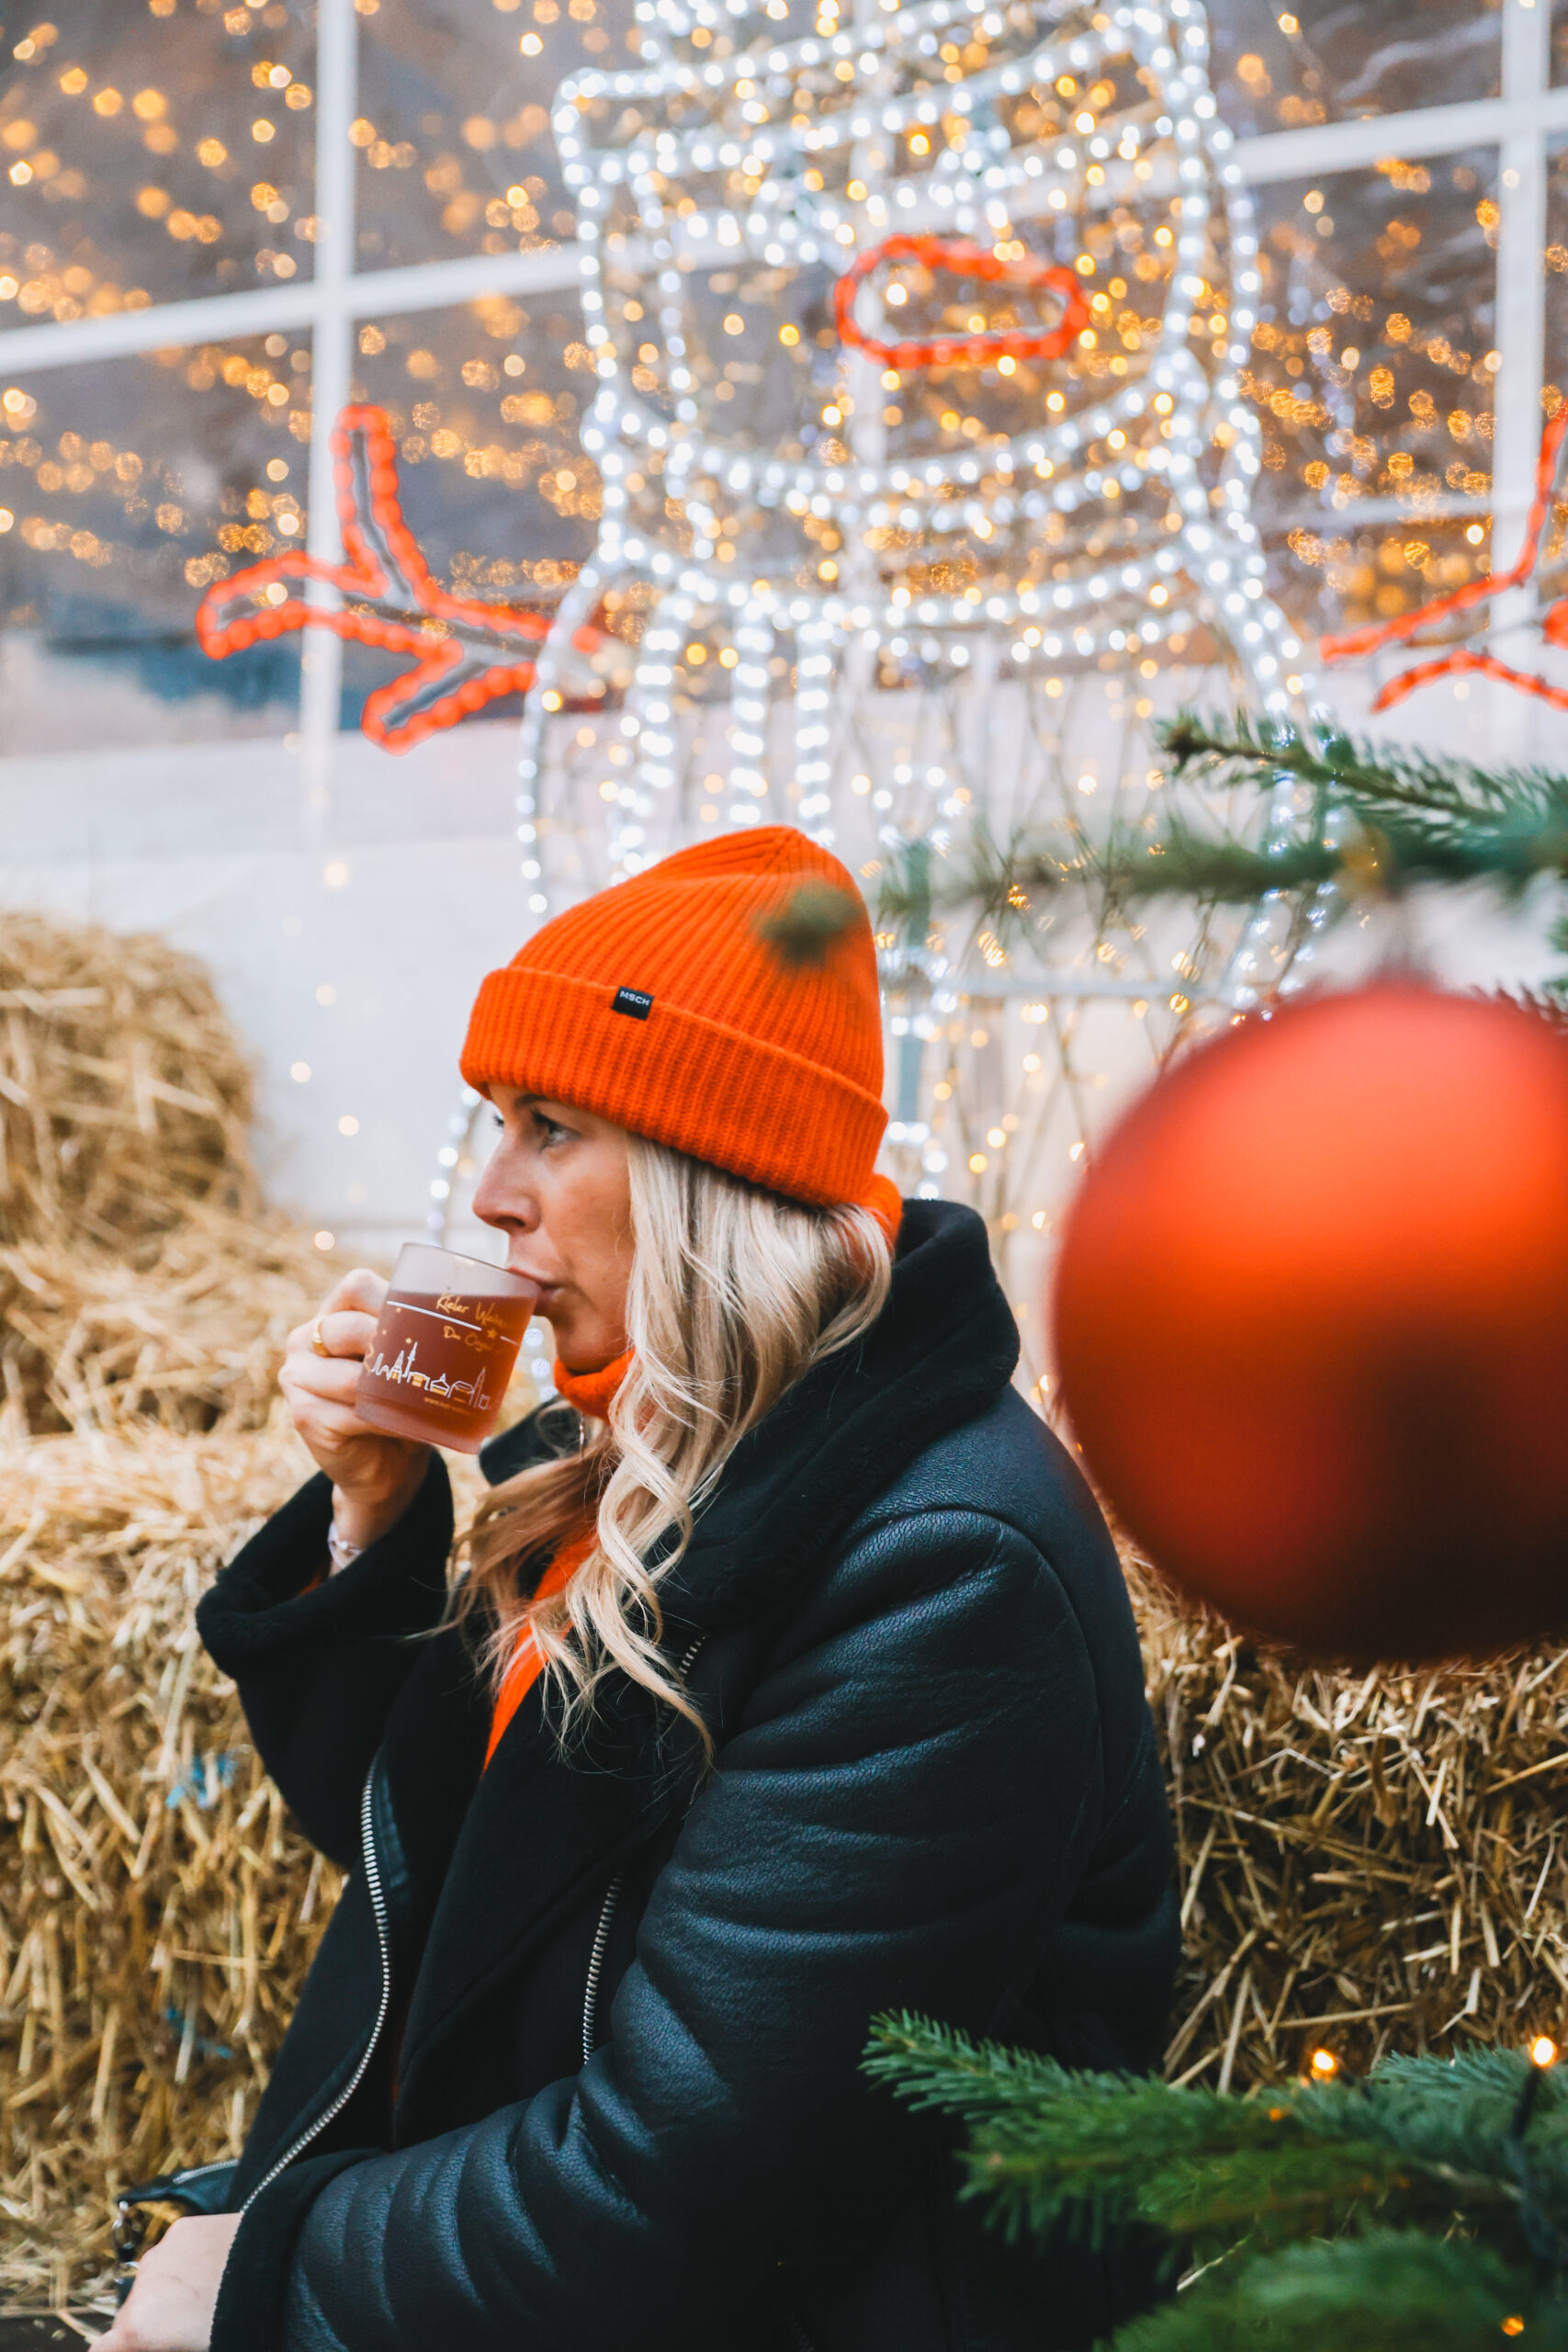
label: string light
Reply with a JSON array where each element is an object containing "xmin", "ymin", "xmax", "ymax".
[{"xmin": 1308, "ymin": 2047, "xmax": 1337, "ymax": 2079}]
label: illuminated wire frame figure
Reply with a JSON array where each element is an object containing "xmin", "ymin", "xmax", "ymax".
[
  {"xmin": 1322, "ymin": 403, "xmax": 1568, "ymax": 716},
  {"xmin": 195, "ymin": 406, "xmax": 556, "ymax": 751},
  {"xmin": 439, "ymin": 2, "xmax": 1319, "ymax": 1380},
  {"xmin": 527, "ymin": 0, "xmax": 1304, "ymax": 850}
]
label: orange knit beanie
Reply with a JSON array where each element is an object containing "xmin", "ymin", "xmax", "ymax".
[{"xmin": 461, "ymin": 826, "xmax": 897, "ymax": 1226}]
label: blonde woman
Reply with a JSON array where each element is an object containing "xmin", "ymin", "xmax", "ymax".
[{"xmin": 106, "ymin": 828, "xmax": 1177, "ymax": 2352}]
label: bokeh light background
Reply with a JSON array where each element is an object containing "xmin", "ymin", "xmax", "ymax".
[{"xmin": 1, "ymin": 0, "xmax": 1565, "ymax": 1394}]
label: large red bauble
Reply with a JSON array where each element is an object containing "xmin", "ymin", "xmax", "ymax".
[{"xmin": 1052, "ymin": 983, "xmax": 1568, "ymax": 1660}]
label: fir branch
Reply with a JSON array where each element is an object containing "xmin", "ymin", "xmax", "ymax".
[
  {"xmin": 755, "ymin": 880, "xmax": 860, "ymax": 966},
  {"xmin": 1111, "ymin": 2230, "xmax": 1561, "ymax": 2352},
  {"xmin": 863, "ymin": 2013, "xmax": 1137, "ymax": 2123},
  {"xmin": 1157, "ymin": 709, "xmax": 1553, "ymax": 820},
  {"xmin": 965, "ymin": 2131, "xmax": 1427, "ymax": 2260},
  {"xmin": 873, "ymin": 772, "xmax": 1568, "ymax": 945},
  {"xmin": 873, "ymin": 713, "xmax": 1568, "ymax": 966},
  {"xmin": 866, "ymin": 2024, "xmax": 1553, "ymax": 2262},
  {"xmin": 1090, "ymin": 805, "xmax": 1568, "ymax": 907}
]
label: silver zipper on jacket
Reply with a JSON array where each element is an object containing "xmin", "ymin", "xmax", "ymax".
[
  {"xmin": 581, "ymin": 1871, "xmax": 622, "ymax": 2066},
  {"xmin": 241, "ymin": 1762, "xmax": 392, "ymax": 2213},
  {"xmin": 581, "ymin": 1635, "xmax": 705, "ymax": 2066}
]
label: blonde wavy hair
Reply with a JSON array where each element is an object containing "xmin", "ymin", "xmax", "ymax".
[{"xmin": 452, "ymin": 1133, "xmax": 894, "ymax": 1750}]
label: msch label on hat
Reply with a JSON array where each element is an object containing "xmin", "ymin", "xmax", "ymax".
[{"xmin": 612, "ymin": 987, "xmax": 654, "ymax": 1021}]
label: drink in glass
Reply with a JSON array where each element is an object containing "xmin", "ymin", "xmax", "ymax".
[{"xmin": 356, "ymin": 1243, "xmax": 539, "ymax": 1453}]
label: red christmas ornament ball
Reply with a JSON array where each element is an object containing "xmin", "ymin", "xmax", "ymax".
[{"xmin": 1052, "ymin": 983, "xmax": 1568, "ymax": 1660}]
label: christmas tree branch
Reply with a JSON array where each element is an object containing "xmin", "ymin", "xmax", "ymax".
[
  {"xmin": 865, "ymin": 2022, "xmax": 1564, "ymax": 2266},
  {"xmin": 1111, "ymin": 2230, "xmax": 1558, "ymax": 2352},
  {"xmin": 1157, "ymin": 710, "xmax": 1546, "ymax": 819},
  {"xmin": 871, "ymin": 718, "xmax": 1568, "ymax": 948}
]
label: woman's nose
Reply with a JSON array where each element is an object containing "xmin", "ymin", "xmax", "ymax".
[{"xmin": 472, "ymin": 1149, "xmax": 536, "ymax": 1230}]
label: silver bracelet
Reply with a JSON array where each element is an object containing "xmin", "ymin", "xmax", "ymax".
[{"xmin": 326, "ymin": 1521, "xmax": 365, "ymax": 1576}]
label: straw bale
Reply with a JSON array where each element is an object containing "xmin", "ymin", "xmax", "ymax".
[
  {"xmin": 1, "ymin": 1425, "xmax": 325, "ymax": 2311},
  {"xmin": 1134, "ymin": 1553, "xmax": 1568, "ymax": 2095},
  {"xmin": 0, "ymin": 909, "xmax": 364, "ymax": 2312},
  {"xmin": 0, "ymin": 1426, "xmax": 496, "ymax": 2314},
  {"xmin": 0, "ymin": 911, "xmax": 331, "ymax": 1438}
]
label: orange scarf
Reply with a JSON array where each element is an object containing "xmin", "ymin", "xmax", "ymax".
[{"xmin": 481, "ymin": 1348, "xmax": 633, "ymax": 1769}]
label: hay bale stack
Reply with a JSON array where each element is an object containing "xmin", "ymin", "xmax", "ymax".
[
  {"xmin": 1, "ymin": 1425, "xmax": 331, "ymax": 2312},
  {"xmin": 0, "ymin": 912, "xmax": 358, "ymax": 2309},
  {"xmin": 0, "ymin": 1420, "xmax": 489, "ymax": 2314},
  {"xmin": 1134, "ymin": 1556, "xmax": 1568, "ymax": 2091},
  {"xmin": 0, "ymin": 912, "xmax": 331, "ymax": 1436}
]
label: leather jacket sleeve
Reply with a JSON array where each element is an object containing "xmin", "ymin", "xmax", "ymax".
[
  {"xmin": 197, "ymin": 1458, "xmax": 454, "ymax": 1867},
  {"xmin": 212, "ymin": 1502, "xmax": 1113, "ymax": 2352}
]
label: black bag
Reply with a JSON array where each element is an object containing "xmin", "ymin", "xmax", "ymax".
[{"xmin": 112, "ymin": 2159, "xmax": 238, "ymax": 2306}]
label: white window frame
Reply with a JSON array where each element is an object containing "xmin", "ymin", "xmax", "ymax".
[{"xmin": 0, "ymin": 0, "xmax": 1562, "ymax": 792}]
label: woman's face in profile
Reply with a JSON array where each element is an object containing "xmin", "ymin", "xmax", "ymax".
[{"xmin": 473, "ymin": 1090, "xmax": 634, "ymax": 1373}]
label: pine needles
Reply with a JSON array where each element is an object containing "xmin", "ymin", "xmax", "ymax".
[
  {"xmin": 872, "ymin": 711, "xmax": 1568, "ymax": 980},
  {"xmin": 1113, "ymin": 2233, "xmax": 1556, "ymax": 2352},
  {"xmin": 866, "ymin": 2018, "xmax": 1568, "ymax": 2349}
]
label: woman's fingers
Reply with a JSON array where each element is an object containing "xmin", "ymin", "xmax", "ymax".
[
  {"xmin": 279, "ymin": 1353, "xmax": 365, "ymax": 1409},
  {"xmin": 276, "ymin": 1266, "xmax": 421, "ymax": 1495},
  {"xmin": 299, "ymin": 1397, "xmax": 380, "ymax": 1446},
  {"xmin": 310, "ymin": 1306, "xmax": 379, "ymax": 1361},
  {"xmin": 323, "ymin": 1265, "xmax": 389, "ymax": 1318},
  {"xmin": 284, "ymin": 1269, "xmax": 387, "ymax": 1361}
]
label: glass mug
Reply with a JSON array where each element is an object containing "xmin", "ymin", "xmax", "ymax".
[{"xmin": 355, "ymin": 1243, "xmax": 539, "ymax": 1454}]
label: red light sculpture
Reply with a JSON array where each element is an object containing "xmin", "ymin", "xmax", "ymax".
[
  {"xmin": 1320, "ymin": 404, "xmax": 1568, "ymax": 716},
  {"xmin": 195, "ymin": 403, "xmax": 563, "ymax": 752},
  {"xmin": 833, "ymin": 234, "xmax": 1090, "ymax": 371}
]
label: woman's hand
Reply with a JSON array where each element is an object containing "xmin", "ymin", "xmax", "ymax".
[
  {"xmin": 279, "ymin": 1268, "xmax": 431, "ymax": 1552},
  {"xmin": 96, "ymin": 2212, "xmax": 242, "ymax": 2351}
]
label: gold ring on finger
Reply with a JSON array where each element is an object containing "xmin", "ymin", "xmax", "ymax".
[{"xmin": 310, "ymin": 1316, "xmax": 331, "ymax": 1358}]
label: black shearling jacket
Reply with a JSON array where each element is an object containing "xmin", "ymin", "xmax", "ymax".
[{"xmin": 196, "ymin": 1199, "xmax": 1178, "ymax": 2352}]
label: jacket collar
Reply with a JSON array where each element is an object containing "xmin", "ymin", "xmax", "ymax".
[
  {"xmin": 663, "ymin": 1196, "xmax": 1018, "ymax": 1626},
  {"xmin": 479, "ymin": 1197, "xmax": 1019, "ymax": 1634}
]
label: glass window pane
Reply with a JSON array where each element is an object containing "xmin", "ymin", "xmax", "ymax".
[
  {"xmin": 1553, "ymin": 0, "xmax": 1568, "ymax": 85},
  {"xmin": 1542, "ymin": 143, "xmax": 1568, "ymax": 650},
  {"xmin": 0, "ymin": 5, "xmax": 316, "ymax": 325},
  {"xmin": 1210, "ymin": 1, "xmax": 1502, "ymax": 137},
  {"xmin": 352, "ymin": 0, "xmax": 632, "ymax": 273},
  {"xmin": 1242, "ymin": 152, "xmax": 1497, "ymax": 639},
  {"xmin": 336, "ymin": 296, "xmax": 595, "ymax": 726},
  {"xmin": 0, "ymin": 337, "xmax": 308, "ymax": 753},
  {"xmin": 1544, "ymin": 139, "xmax": 1568, "ymax": 404}
]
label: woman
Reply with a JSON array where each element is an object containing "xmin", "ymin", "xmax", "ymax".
[{"xmin": 106, "ymin": 826, "xmax": 1178, "ymax": 2352}]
